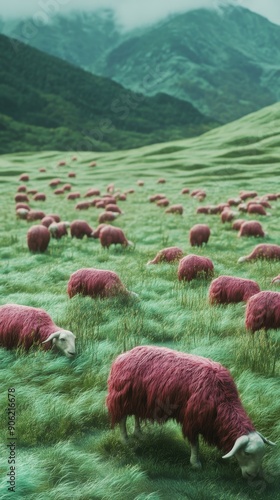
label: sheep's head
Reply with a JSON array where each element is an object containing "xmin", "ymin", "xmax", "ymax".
[
  {"xmin": 42, "ymin": 330, "xmax": 76, "ymax": 358},
  {"xmin": 223, "ymin": 432, "xmax": 275, "ymax": 478}
]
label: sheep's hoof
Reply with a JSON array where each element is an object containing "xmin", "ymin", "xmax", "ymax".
[{"xmin": 190, "ymin": 460, "xmax": 202, "ymax": 470}]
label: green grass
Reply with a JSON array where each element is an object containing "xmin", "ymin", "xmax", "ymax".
[{"xmin": 0, "ymin": 103, "xmax": 280, "ymax": 499}]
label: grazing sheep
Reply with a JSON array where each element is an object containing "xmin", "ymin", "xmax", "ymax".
[
  {"xmin": 149, "ymin": 194, "xmax": 166, "ymax": 202},
  {"xmin": 72, "ymin": 156, "xmax": 77, "ymax": 161},
  {"xmin": 245, "ymin": 291, "xmax": 280, "ymax": 332},
  {"xmin": 47, "ymin": 214, "xmax": 60, "ymax": 223},
  {"xmin": 209, "ymin": 276, "xmax": 260, "ymax": 304},
  {"xmin": 27, "ymin": 189, "xmax": 37, "ymax": 195},
  {"xmin": 189, "ymin": 224, "xmax": 210, "ymax": 247},
  {"xmin": 67, "ymin": 268, "xmax": 131, "ymax": 299},
  {"xmin": 85, "ymin": 188, "xmax": 100, "ymax": 197},
  {"xmin": 239, "ymin": 191, "xmax": 258, "ymax": 201},
  {"xmin": 27, "ymin": 225, "xmax": 50, "ymax": 252},
  {"xmin": 157, "ymin": 198, "xmax": 169, "ymax": 207},
  {"xmin": 238, "ymin": 221, "xmax": 265, "ymax": 238},
  {"xmin": 196, "ymin": 206, "xmax": 210, "ymax": 214},
  {"xmin": 238, "ymin": 244, "xmax": 280, "ymax": 263},
  {"xmin": 54, "ymin": 189, "xmax": 64, "ymax": 195},
  {"xmin": 16, "ymin": 203, "xmax": 30, "ymax": 211},
  {"xmin": 147, "ymin": 246, "xmax": 184, "ymax": 265},
  {"xmin": 181, "ymin": 188, "xmax": 190, "ymax": 194},
  {"xmin": 68, "ymin": 172, "xmax": 76, "ymax": 178},
  {"xmin": 157, "ymin": 178, "xmax": 166, "ymax": 184},
  {"xmin": 91, "ymin": 224, "xmax": 107, "ymax": 239},
  {"xmin": 263, "ymin": 193, "xmax": 278, "ymax": 201},
  {"xmin": 19, "ymin": 174, "xmax": 29, "ymax": 182},
  {"xmin": 17, "ymin": 185, "xmax": 27, "ymax": 192},
  {"xmin": 178, "ymin": 255, "xmax": 214, "ymax": 282},
  {"xmin": 41, "ymin": 216, "xmax": 56, "ymax": 228},
  {"xmin": 117, "ymin": 193, "xmax": 127, "ymax": 201},
  {"xmin": 238, "ymin": 203, "xmax": 248, "ymax": 213},
  {"xmin": 99, "ymin": 226, "xmax": 131, "ymax": 249},
  {"xmin": 27, "ymin": 210, "xmax": 46, "ymax": 221},
  {"xmin": 137, "ymin": 180, "xmax": 144, "ymax": 186},
  {"xmin": 105, "ymin": 204, "xmax": 123, "ymax": 214},
  {"xmin": 95, "ymin": 201, "xmax": 106, "ymax": 209},
  {"xmin": 62, "ymin": 183, "xmax": 72, "ymax": 191},
  {"xmin": 98, "ymin": 211, "xmax": 118, "ymax": 224},
  {"xmin": 57, "ymin": 160, "xmax": 66, "ymax": 166},
  {"xmin": 228, "ymin": 197, "xmax": 241, "ymax": 206},
  {"xmin": 15, "ymin": 194, "xmax": 29, "ymax": 203},
  {"xmin": 67, "ymin": 192, "xmax": 80, "ymax": 200},
  {"xmin": 70, "ymin": 220, "xmax": 94, "ymax": 239},
  {"xmin": 49, "ymin": 222, "xmax": 69, "ymax": 239},
  {"xmin": 190, "ymin": 189, "xmax": 202, "ymax": 197},
  {"xmin": 103, "ymin": 196, "xmax": 117, "ymax": 205},
  {"xmin": 16, "ymin": 208, "xmax": 29, "ymax": 220},
  {"xmin": 106, "ymin": 345, "xmax": 274, "ymax": 477},
  {"xmin": 33, "ymin": 193, "xmax": 46, "ymax": 201},
  {"xmin": 221, "ymin": 209, "xmax": 235, "ymax": 223},
  {"xmin": 39, "ymin": 168, "xmax": 46, "ymax": 172},
  {"xmin": 0, "ymin": 304, "xmax": 76, "ymax": 357},
  {"xmin": 165, "ymin": 204, "xmax": 183, "ymax": 215},
  {"xmin": 89, "ymin": 161, "xmax": 97, "ymax": 167},
  {"xmin": 49, "ymin": 179, "xmax": 61, "ymax": 188},
  {"xmin": 247, "ymin": 204, "xmax": 267, "ymax": 216},
  {"xmin": 208, "ymin": 206, "xmax": 221, "ymax": 215},
  {"xmin": 75, "ymin": 202, "xmax": 90, "ymax": 210},
  {"xmin": 232, "ymin": 219, "xmax": 246, "ymax": 231},
  {"xmin": 107, "ymin": 183, "xmax": 115, "ymax": 194}
]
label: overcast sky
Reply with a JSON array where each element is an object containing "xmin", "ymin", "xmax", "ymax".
[{"xmin": 1, "ymin": 0, "xmax": 279, "ymax": 27}]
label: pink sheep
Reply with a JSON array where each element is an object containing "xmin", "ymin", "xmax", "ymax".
[
  {"xmin": 189, "ymin": 224, "xmax": 211, "ymax": 247},
  {"xmin": 89, "ymin": 161, "xmax": 97, "ymax": 167},
  {"xmin": 178, "ymin": 255, "xmax": 214, "ymax": 282},
  {"xmin": 181, "ymin": 188, "xmax": 190, "ymax": 194},
  {"xmin": 263, "ymin": 193, "xmax": 278, "ymax": 201},
  {"xmin": 57, "ymin": 160, "xmax": 66, "ymax": 166},
  {"xmin": 137, "ymin": 180, "xmax": 144, "ymax": 186},
  {"xmin": 72, "ymin": 156, "xmax": 77, "ymax": 161},
  {"xmin": 49, "ymin": 222, "xmax": 69, "ymax": 239},
  {"xmin": 105, "ymin": 204, "xmax": 123, "ymax": 214},
  {"xmin": 27, "ymin": 210, "xmax": 46, "ymax": 221},
  {"xmin": 245, "ymin": 291, "xmax": 280, "ymax": 332},
  {"xmin": 16, "ymin": 203, "xmax": 30, "ymax": 211},
  {"xmin": 91, "ymin": 224, "xmax": 106, "ymax": 239},
  {"xmin": 106, "ymin": 345, "xmax": 274, "ymax": 476},
  {"xmin": 33, "ymin": 193, "xmax": 46, "ymax": 201},
  {"xmin": 67, "ymin": 268, "xmax": 132, "ymax": 299},
  {"xmin": 157, "ymin": 178, "xmax": 166, "ymax": 184},
  {"xmin": 117, "ymin": 193, "xmax": 127, "ymax": 201},
  {"xmin": 227, "ymin": 197, "xmax": 241, "ymax": 206},
  {"xmin": 39, "ymin": 168, "xmax": 46, "ymax": 172},
  {"xmin": 75, "ymin": 202, "xmax": 90, "ymax": 210},
  {"xmin": 99, "ymin": 226, "xmax": 132, "ymax": 249},
  {"xmin": 209, "ymin": 276, "xmax": 260, "ymax": 304},
  {"xmin": 68, "ymin": 172, "xmax": 76, "ymax": 178},
  {"xmin": 49, "ymin": 179, "xmax": 61, "ymax": 188},
  {"xmin": 247, "ymin": 204, "xmax": 267, "ymax": 216},
  {"xmin": 221, "ymin": 209, "xmax": 235, "ymax": 223},
  {"xmin": 19, "ymin": 174, "xmax": 29, "ymax": 182},
  {"xmin": 149, "ymin": 194, "xmax": 166, "ymax": 202},
  {"xmin": 47, "ymin": 214, "xmax": 60, "ymax": 223},
  {"xmin": 238, "ymin": 244, "xmax": 280, "ymax": 263},
  {"xmin": 67, "ymin": 192, "xmax": 80, "ymax": 200},
  {"xmin": 239, "ymin": 191, "xmax": 258, "ymax": 201},
  {"xmin": 41, "ymin": 216, "xmax": 56, "ymax": 228},
  {"xmin": 0, "ymin": 304, "xmax": 76, "ymax": 357},
  {"xmin": 147, "ymin": 246, "xmax": 184, "ymax": 265},
  {"xmin": 62, "ymin": 183, "xmax": 72, "ymax": 191},
  {"xmin": 17, "ymin": 185, "xmax": 27, "ymax": 192},
  {"xmin": 27, "ymin": 225, "xmax": 50, "ymax": 252},
  {"xmin": 232, "ymin": 219, "xmax": 246, "ymax": 231},
  {"xmin": 157, "ymin": 198, "xmax": 169, "ymax": 207},
  {"xmin": 98, "ymin": 211, "xmax": 118, "ymax": 224},
  {"xmin": 54, "ymin": 189, "xmax": 64, "ymax": 195},
  {"xmin": 95, "ymin": 201, "xmax": 106, "ymax": 209},
  {"xmin": 85, "ymin": 188, "xmax": 100, "ymax": 197},
  {"xmin": 70, "ymin": 220, "xmax": 94, "ymax": 239},
  {"xmin": 196, "ymin": 206, "xmax": 210, "ymax": 214},
  {"xmin": 165, "ymin": 204, "xmax": 183, "ymax": 215},
  {"xmin": 15, "ymin": 194, "xmax": 29, "ymax": 203},
  {"xmin": 27, "ymin": 189, "xmax": 37, "ymax": 195},
  {"xmin": 103, "ymin": 196, "xmax": 116, "ymax": 205},
  {"xmin": 238, "ymin": 221, "xmax": 265, "ymax": 238},
  {"xmin": 107, "ymin": 183, "xmax": 115, "ymax": 194}
]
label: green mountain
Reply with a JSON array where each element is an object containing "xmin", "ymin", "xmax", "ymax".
[
  {"xmin": 0, "ymin": 34, "xmax": 217, "ymax": 154},
  {"xmin": 2, "ymin": 6, "xmax": 280, "ymax": 123}
]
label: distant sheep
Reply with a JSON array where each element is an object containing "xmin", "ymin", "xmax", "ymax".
[
  {"xmin": 196, "ymin": 206, "xmax": 210, "ymax": 214},
  {"xmin": 27, "ymin": 225, "xmax": 50, "ymax": 252},
  {"xmin": 147, "ymin": 246, "xmax": 184, "ymax": 265},
  {"xmin": 33, "ymin": 193, "xmax": 46, "ymax": 201},
  {"xmin": 49, "ymin": 179, "xmax": 61, "ymax": 187},
  {"xmin": 106, "ymin": 345, "xmax": 274, "ymax": 477},
  {"xmin": 239, "ymin": 191, "xmax": 258, "ymax": 200},
  {"xmin": 238, "ymin": 244, "xmax": 280, "ymax": 263},
  {"xmin": 67, "ymin": 268, "xmax": 132, "ymax": 299},
  {"xmin": 85, "ymin": 188, "xmax": 100, "ymax": 197},
  {"xmin": 0, "ymin": 304, "xmax": 75, "ymax": 357},
  {"xmin": 54, "ymin": 189, "xmax": 64, "ymax": 195},
  {"xmin": 17, "ymin": 185, "xmax": 27, "ymax": 192},
  {"xmin": 181, "ymin": 188, "xmax": 190, "ymax": 194},
  {"xmin": 27, "ymin": 189, "xmax": 37, "ymax": 195},
  {"xmin": 67, "ymin": 192, "xmax": 80, "ymax": 200},
  {"xmin": 178, "ymin": 255, "xmax": 214, "ymax": 282},
  {"xmin": 238, "ymin": 203, "xmax": 248, "ymax": 213},
  {"xmin": 47, "ymin": 214, "xmax": 60, "ymax": 223},
  {"xmin": 105, "ymin": 204, "xmax": 123, "ymax": 214},
  {"xmin": 19, "ymin": 174, "xmax": 29, "ymax": 182},
  {"xmin": 228, "ymin": 197, "xmax": 241, "ymax": 206},
  {"xmin": 232, "ymin": 219, "xmax": 246, "ymax": 231},
  {"xmin": 16, "ymin": 203, "xmax": 30, "ymax": 211},
  {"xmin": 247, "ymin": 204, "xmax": 267, "ymax": 216},
  {"xmin": 99, "ymin": 226, "xmax": 132, "ymax": 249},
  {"xmin": 157, "ymin": 178, "xmax": 166, "ymax": 184},
  {"xmin": 70, "ymin": 220, "xmax": 94, "ymax": 239},
  {"xmin": 68, "ymin": 172, "xmax": 76, "ymax": 178},
  {"xmin": 209, "ymin": 276, "xmax": 260, "ymax": 304},
  {"xmin": 75, "ymin": 202, "xmax": 90, "ymax": 210},
  {"xmin": 41, "ymin": 216, "xmax": 56, "ymax": 228},
  {"xmin": 238, "ymin": 221, "xmax": 265, "ymax": 238},
  {"xmin": 27, "ymin": 210, "xmax": 46, "ymax": 221},
  {"xmin": 89, "ymin": 161, "xmax": 97, "ymax": 167},
  {"xmin": 98, "ymin": 212, "xmax": 118, "ymax": 224},
  {"xmin": 189, "ymin": 224, "xmax": 210, "ymax": 247},
  {"xmin": 49, "ymin": 222, "xmax": 69, "ymax": 239},
  {"xmin": 107, "ymin": 183, "xmax": 115, "ymax": 193},
  {"xmin": 137, "ymin": 180, "xmax": 144, "ymax": 186},
  {"xmin": 263, "ymin": 193, "xmax": 278, "ymax": 201},
  {"xmin": 62, "ymin": 183, "xmax": 72, "ymax": 191},
  {"xmin": 157, "ymin": 198, "xmax": 169, "ymax": 207},
  {"xmin": 149, "ymin": 194, "xmax": 166, "ymax": 202},
  {"xmin": 245, "ymin": 291, "xmax": 280, "ymax": 332},
  {"xmin": 57, "ymin": 160, "xmax": 66, "ymax": 166},
  {"xmin": 91, "ymin": 224, "xmax": 107, "ymax": 239},
  {"xmin": 165, "ymin": 204, "xmax": 183, "ymax": 215},
  {"xmin": 39, "ymin": 168, "xmax": 46, "ymax": 172},
  {"xmin": 95, "ymin": 201, "xmax": 106, "ymax": 209},
  {"xmin": 117, "ymin": 193, "xmax": 127, "ymax": 201},
  {"xmin": 15, "ymin": 194, "xmax": 29, "ymax": 203},
  {"xmin": 221, "ymin": 209, "xmax": 235, "ymax": 223},
  {"xmin": 16, "ymin": 208, "xmax": 29, "ymax": 220},
  {"xmin": 103, "ymin": 196, "xmax": 116, "ymax": 205}
]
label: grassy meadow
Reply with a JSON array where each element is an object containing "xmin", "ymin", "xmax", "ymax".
[{"xmin": 0, "ymin": 103, "xmax": 280, "ymax": 499}]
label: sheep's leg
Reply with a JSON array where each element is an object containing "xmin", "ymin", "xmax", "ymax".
[
  {"xmin": 119, "ymin": 417, "xmax": 128, "ymax": 443},
  {"xmin": 133, "ymin": 416, "xmax": 142, "ymax": 438},
  {"xmin": 189, "ymin": 437, "xmax": 202, "ymax": 469}
]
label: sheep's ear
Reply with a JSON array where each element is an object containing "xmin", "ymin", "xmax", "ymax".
[
  {"xmin": 42, "ymin": 331, "xmax": 61, "ymax": 344},
  {"xmin": 257, "ymin": 431, "xmax": 276, "ymax": 446}
]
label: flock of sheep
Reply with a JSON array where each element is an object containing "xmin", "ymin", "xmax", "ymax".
[{"xmin": 2, "ymin": 160, "xmax": 279, "ymax": 481}]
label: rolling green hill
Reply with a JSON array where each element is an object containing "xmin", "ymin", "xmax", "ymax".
[
  {"xmin": 2, "ymin": 6, "xmax": 280, "ymax": 123},
  {"xmin": 0, "ymin": 33, "xmax": 216, "ymax": 154}
]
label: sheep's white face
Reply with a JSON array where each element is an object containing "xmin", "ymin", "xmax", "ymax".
[
  {"xmin": 52, "ymin": 330, "xmax": 76, "ymax": 358},
  {"xmin": 235, "ymin": 433, "xmax": 265, "ymax": 478}
]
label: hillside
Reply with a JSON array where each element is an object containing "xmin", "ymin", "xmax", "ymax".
[
  {"xmin": 0, "ymin": 34, "xmax": 216, "ymax": 154},
  {"xmin": 2, "ymin": 6, "xmax": 280, "ymax": 123}
]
